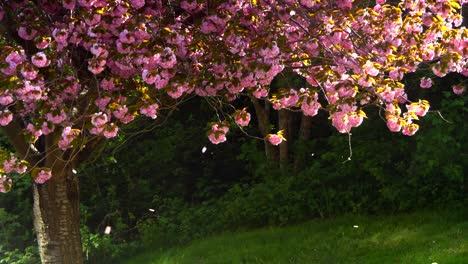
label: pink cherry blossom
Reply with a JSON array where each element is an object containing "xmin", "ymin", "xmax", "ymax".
[
  {"xmin": 31, "ymin": 52, "xmax": 50, "ymax": 68},
  {"xmin": 18, "ymin": 26, "xmax": 37, "ymax": 40},
  {"xmin": 268, "ymin": 134, "xmax": 283, "ymax": 146},
  {"xmin": 208, "ymin": 123, "xmax": 229, "ymax": 144},
  {"xmin": 36, "ymin": 37, "xmax": 51, "ymax": 49},
  {"xmin": 52, "ymin": 28, "xmax": 69, "ymax": 44},
  {"xmin": 420, "ymin": 78, "xmax": 432, "ymax": 89},
  {"xmin": 301, "ymin": 93, "xmax": 320, "ymax": 117},
  {"xmin": 389, "ymin": 68, "xmax": 403, "ymax": 81},
  {"xmin": 0, "ymin": 110, "xmax": 13, "ymax": 126},
  {"xmin": 20, "ymin": 64, "xmax": 38, "ymax": 80},
  {"xmin": 41, "ymin": 122, "xmax": 54, "ymax": 135},
  {"xmin": 364, "ymin": 61, "xmax": 379, "ymax": 77},
  {"xmin": 407, "ymin": 102, "xmax": 429, "ymax": 117},
  {"xmin": 140, "ymin": 103, "xmax": 159, "ymax": 119},
  {"xmin": 0, "ymin": 176, "xmax": 12, "ymax": 193},
  {"xmin": 46, "ymin": 110, "xmax": 67, "ymax": 124},
  {"xmin": 62, "ymin": 0, "xmax": 76, "ymax": 9},
  {"xmin": 5, "ymin": 50, "xmax": 23, "ymax": 67},
  {"xmin": 26, "ymin": 123, "xmax": 43, "ymax": 138},
  {"xmin": 103, "ymin": 124, "xmax": 119, "ymax": 138},
  {"xmin": 233, "ymin": 109, "xmax": 251, "ymax": 127},
  {"xmin": 452, "ymin": 84, "xmax": 465, "ymax": 95},
  {"xmin": 402, "ymin": 124, "xmax": 419, "ymax": 136},
  {"xmin": 58, "ymin": 127, "xmax": 79, "ymax": 150},
  {"xmin": 35, "ymin": 170, "xmax": 52, "ymax": 184},
  {"xmin": 0, "ymin": 91, "xmax": 14, "ymax": 106},
  {"xmin": 129, "ymin": 0, "xmax": 145, "ymax": 9},
  {"xmin": 387, "ymin": 116, "xmax": 402, "ymax": 132},
  {"xmin": 91, "ymin": 112, "xmax": 108, "ymax": 127}
]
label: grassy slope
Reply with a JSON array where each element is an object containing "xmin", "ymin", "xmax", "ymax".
[{"xmin": 125, "ymin": 209, "xmax": 468, "ymax": 264}]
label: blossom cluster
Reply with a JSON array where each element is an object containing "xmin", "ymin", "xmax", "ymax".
[{"xmin": 0, "ymin": 0, "xmax": 466, "ymax": 187}]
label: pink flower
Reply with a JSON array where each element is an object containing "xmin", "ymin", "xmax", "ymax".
[
  {"xmin": 364, "ymin": 61, "xmax": 379, "ymax": 77},
  {"xmin": 159, "ymin": 48, "xmax": 177, "ymax": 69},
  {"xmin": 336, "ymin": 0, "xmax": 352, "ymax": 9},
  {"xmin": 331, "ymin": 112, "xmax": 351, "ymax": 133},
  {"xmin": 119, "ymin": 30, "xmax": 135, "ymax": 44},
  {"xmin": 181, "ymin": 0, "xmax": 200, "ymax": 12},
  {"xmin": 27, "ymin": 123, "xmax": 43, "ymax": 138},
  {"xmin": 0, "ymin": 176, "xmax": 12, "ymax": 193},
  {"xmin": 376, "ymin": 0, "xmax": 385, "ymax": 4},
  {"xmin": 348, "ymin": 112, "xmax": 364, "ymax": 127},
  {"xmin": 88, "ymin": 58, "xmax": 106, "ymax": 75},
  {"xmin": 420, "ymin": 78, "xmax": 432, "ymax": 89},
  {"xmin": 41, "ymin": 122, "xmax": 54, "ymax": 135},
  {"xmin": 2, "ymin": 157, "xmax": 26, "ymax": 174},
  {"xmin": 407, "ymin": 101, "xmax": 430, "ymax": 117},
  {"xmin": 0, "ymin": 91, "xmax": 14, "ymax": 106},
  {"xmin": 36, "ymin": 37, "xmax": 51, "ymax": 49},
  {"xmin": 301, "ymin": 93, "xmax": 320, "ymax": 117},
  {"xmin": 58, "ymin": 126, "xmax": 79, "ymax": 150},
  {"xmin": 103, "ymin": 124, "xmax": 119, "ymax": 138},
  {"xmin": 452, "ymin": 84, "xmax": 465, "ymax": 95},
  {"xmin": 45, "ymin": 110, "xmax": 67, "ymax": 124},
  {"xmin": 18, "ymin": 26, "xmax": 37, "ymax": 40},
  {"xmin": 129, "ymin": 0, "xmax": 145, "ymax": 9},
  {"xmin": 142, "ymin": 69, "xmax": 157, "ymax": 84},
  {"xmin": 0, "ymin": 110, "xmax": 13, "ymax": 126},
  {"xmin": 389, "ymin": 68, "xmax": 403, "ymax": 81},
  {"xmin": 386, "ymin": 116, "xmax": 401, "ymax": 132},
  {"xmin": 63, "ymin": 0, "xmax": 76, "ymax": 9},
  {"xmin": 100, "ymin": 78, "xmax": 115, "ymax": 90},
  {"xmin": 267, "ymin": 134, "xmax": 283, "ymax": 146},
  {"xmin": 208, "ymin": 123, "xmax": 229, "ymax": 144},
  {"xmin": 201, "ymin": 15, "xmax": 227, "ymax": 34},
  {"xmin": 31, "ymin": 52, "xmax": 50, "ymax": 68},
  {"xmin": 233, "ymin": 109, "xmax": 251, "ymax": 127},
  {"xmin": 52, "ymin": 28, "xmax": 69, "ymax": 44},
  {"xmin": 95, "ymin": 97, "xmax": 111, "ymax": 110},
  {"xmin": 380, "ymin": 89, "xmax": 396, "ymax": 102},
  {"xmin": 252, "ymin": 88, "xmax": 268, "ymax": 98},
  {"xmin": 20, "ymin": 64, "xmax": 38, "ymax": 80},
  {"xmin": 35, "ymin": 170, "xmax": 52, "ymax": 184},
  {"xmin": 402, "ymin": 124, "xmax": 419, "ymax": 136},
  {"xmin": 140, "ymin": 103, "xmax": 159, "ymax": 119},
  {"xmin": 91, "ymin": 112, "xmax": 108, "ymax": 127},
  {"xmin": 90, "ymin": 44, "xmax": 108, "ymax": 57},
  {"xmin": 85, "ymin": 14, "xmax": 101, "ymax": 26},
  {"xmin": 6, "ymin": 50, "xmax": 23, "ymax": 67}
]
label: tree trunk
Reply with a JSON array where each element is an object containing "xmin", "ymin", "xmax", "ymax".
[
  {"xmin": 33, "ymin": 160, "xmax": 83, "ymax": 264},
  {"xmin": 250, "ymin": 96, "xmax": 278, "ymax": 162},
  {"xmin": 33, "ymin": 133, "xmax": 83, "ymax": 264},
  {"xmin": 2, "ymin": 122, "xmax": 83, "ymax": 263},
  {"xmin": 278, "ymin": 109, "xmax": 290, "ymax": 168},
  {"xmin": 294, "ymin": 114, "xmax": 313, "ymax": 171}
]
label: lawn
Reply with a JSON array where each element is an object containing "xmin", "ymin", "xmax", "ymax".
[{"xmin": 124, "ymin": 208, "xmax": 468, "ymax": 264}]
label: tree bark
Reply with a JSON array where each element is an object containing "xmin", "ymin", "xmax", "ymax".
[
  {"xmin": 250, "ymin": 96, "xmax": 278, "ymax": 162},
  {"xmin": 32, "ymin": 133, "xmax": 83, "ymax": 264},
  {"xmin": 33, "ymin": 155, "xmax": 83, "ymax": 264},
  {"xmin": 278, "ymin": 109, "xmax": 290, "ymax": 168},
  {"xmin": 2, "ymin": 123, "xmax": 84, "ymax": 264},
  {"xmin": 294, "ymin": 114, "xmax": 313, "ymax": 171}
]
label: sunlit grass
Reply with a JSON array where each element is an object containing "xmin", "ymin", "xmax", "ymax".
[{"xmin": 124, "ymin": 208, "xmax": 468, "ymax": 264}]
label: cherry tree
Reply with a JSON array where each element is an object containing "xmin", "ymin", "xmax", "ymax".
[{"xmin": 0, "ymin": 0, "xmax": 466, "ymax": 263}]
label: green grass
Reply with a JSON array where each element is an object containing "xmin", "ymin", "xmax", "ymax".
[{"xmin": 124, "ymin": 209, "xmax": 468, "ymax": 264}]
